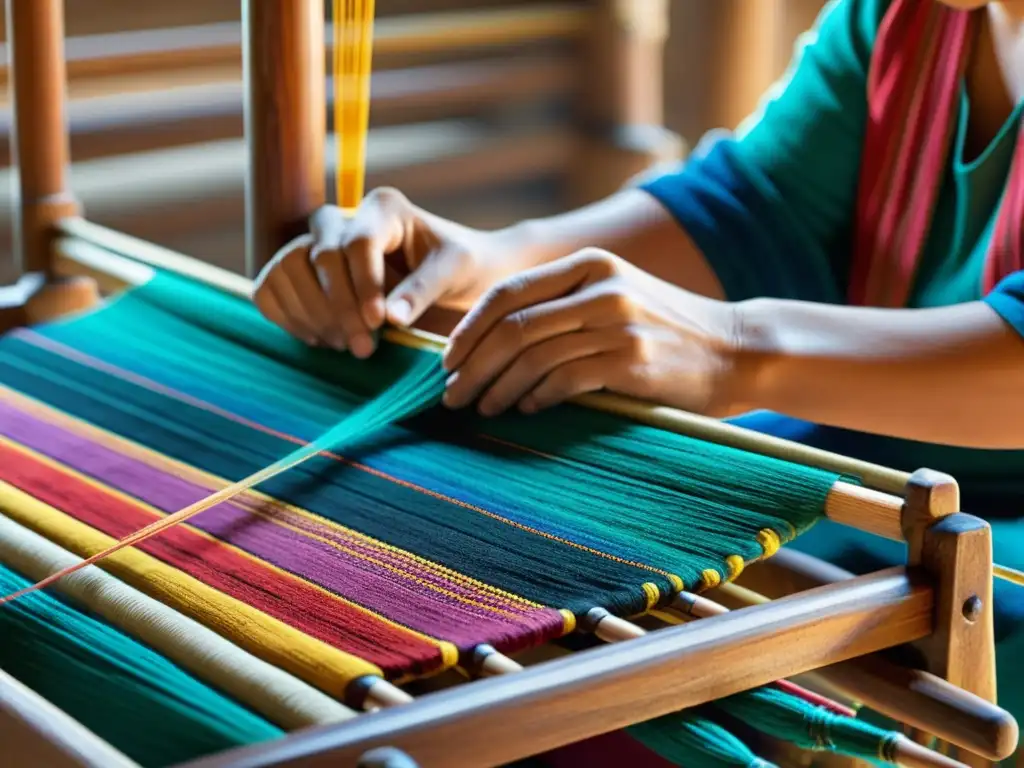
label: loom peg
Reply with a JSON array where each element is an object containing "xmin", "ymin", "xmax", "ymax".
[
  {"xmin": 672, "ymin": 591, "xmax": 730, "ymax": 619},
  {"xmin": 892, "ymin": 737, "xmax": 970, "ymax": 768},
  {"xmin": 582, "ymin": 607, "xmax": 647, "ymax": 643},
  {"xmin": 357, "ymin": 747, "xmax": 421, "ymax": 768},
  {"xmin": 348, "ymin": 676, "xmax": 414, "ymax": 713},
  {"xmin": 729, "ymin": 553, "xmax": 1018, "ymax": 763},
  {"xmin": 470, "ymin": 645, "xmax": 524, "ymax": 678}
]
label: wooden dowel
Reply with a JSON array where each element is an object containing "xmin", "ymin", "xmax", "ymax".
[
  {"xmin": 0, "ymin": 56, "xmax": 579, "ymax": 166},
  {"xmin": 5, "ymin": 0, "xmax": 80, "ymax": 275},
  {"xmin": 242, "ymin": 0, "xmax": 326, "ymax": 277},
  {"xmin": 726, "ymin": 560, "xmax": 1018, "ymax": 763},
  {"xmin": 354, "ymin": 677, "xmax": 414, "ymax": 713},
  {"xmin": 0, "ymin": 5, "xmax": 591, "ymax": 91},
  {"xmin": 893, "ymin": 738, "xmax": 970, "ymax": 768},
  {"xmin": 357, "ymin": 747, "xmax": 421, "ymax": 768},
  {"xmin": 672, "ymin": 590, "xmax": 730, "ymax": 618},
  {"xmin": 470, "ymin": 645, "xmax": 525, "ymax": 678}
]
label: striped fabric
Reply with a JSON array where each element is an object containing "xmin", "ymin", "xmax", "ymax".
[
  {"xmin": 0, "ymin": 271, "xmax": 841, "ymax": 687},
  {"xmin": 849, "ymin": 0, "xmax": 1024, "ymax": 307}
]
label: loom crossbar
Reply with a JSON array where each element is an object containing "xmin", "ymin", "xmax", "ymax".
[{"xmin": 174, "ymin": 569, "xmax": 931, "ymax": 768}]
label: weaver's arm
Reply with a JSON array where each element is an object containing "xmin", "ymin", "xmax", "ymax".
[
  {"xmin": 441, "ymin": 0, "xmax": 1024, "ymax": 449},
  {"xmin": 735, "ymin": 290, "xmax": 1024, "ymax": 449}
]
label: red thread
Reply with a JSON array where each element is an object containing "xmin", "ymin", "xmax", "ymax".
[{"xmin": 0, "ymin": 442, "xmax": 442, "ymax": 679}]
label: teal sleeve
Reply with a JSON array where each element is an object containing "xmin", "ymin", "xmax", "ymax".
[
  {"xmin": 640, "ymin": 0, "xmax": 885, "ymax": 303},
  {"xmin": 984, "ymin": 271, "xmax": 1024, "ymax": 338}
]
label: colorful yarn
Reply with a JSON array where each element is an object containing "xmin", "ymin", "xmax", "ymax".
[
  {"xmin": 0, "ymin": 513, "xmax": 356, "ymax": 730},
  {"xmin": 0, "ymin": 270, "xmax": 846, "ymax": 686},
  {"xmin": 629, "ymin": 710, "xmax": 777, "ymax": 768},
  {"xmin": 714, "ymin": 687, "xmax": 901, "ymax": 763},
  {"xmin": 0, "ymin": 560, "xmax": 282, "ymax": 767},
  {"xmin": 0, "ymin": 480, "xmax": 384, "ymax": 696}
]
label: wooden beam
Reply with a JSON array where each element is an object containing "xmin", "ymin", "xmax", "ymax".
[
  {"xmin": 0, "ymin": 123, "xmax": 576, "ymax": 264},
  {"xmin": 0, "ymin": 55, "xmax": 577, "ymax": 167},
  {"xmin": 171, "ymin": 571, "xmax": 932, "ymax": 768},
  {"xmin": 0, "ymin": 6, "xmax": 592, "ymax": 95},
  {"xmin": 4, "ymin": 0, "xmax": 80, "ymax": 275},
  {"xmin": 242, "ymin": 0, "xmax": 326, "ymax": 276}
]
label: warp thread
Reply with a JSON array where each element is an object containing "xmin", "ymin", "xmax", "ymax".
[{"xmin": 0, "ymin": 353, "xmax": 446, "ymax": 606}]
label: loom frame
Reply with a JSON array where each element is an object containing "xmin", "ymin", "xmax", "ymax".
[{"xmin": 0, "ymin": 1, "xmax": 1018, "ymax": 767}]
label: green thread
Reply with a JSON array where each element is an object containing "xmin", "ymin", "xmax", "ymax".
[{"xmin": 0, "ymin": 562, "xmax": 281, "ymax": 767}]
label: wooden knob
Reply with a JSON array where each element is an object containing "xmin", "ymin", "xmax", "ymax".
[{"xmin": 357, "ymin": 747, "xmax": 420, "ymax": 768}]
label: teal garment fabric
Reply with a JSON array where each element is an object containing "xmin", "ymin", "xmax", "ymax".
[
  {"xmin": 638, "ymin": 0, "xmax": 1024, "ymax": 750},
  {"xmin": 638, "ymin": 0, "xmax": 1024, "ymax": 513}
]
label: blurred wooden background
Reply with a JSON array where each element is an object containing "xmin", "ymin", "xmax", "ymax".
[{"xmin": 0, "ymin": 0, "xmax": 826, "ymax": 284}]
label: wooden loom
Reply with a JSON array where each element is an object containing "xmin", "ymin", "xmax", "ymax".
[
  {"xmin": 0, "ymin": 0, "xmax": 684, "ymax": 282},
  {"xmin": 0, "ymin": 1, "xmax": 1020, "ymax": 767}
]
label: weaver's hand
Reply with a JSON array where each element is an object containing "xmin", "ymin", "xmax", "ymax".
[
  {"xmin": 442, "ymin": 249, "xmax": 747, "ymax": 417},
  {"xmin": 252, "ymin": 189, "xmax": 513, "ymax": 358}
]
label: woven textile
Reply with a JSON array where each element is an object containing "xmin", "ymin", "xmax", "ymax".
[{"xmin": 0, "ymin": 271, "xmax": 843, "ymax": 685}]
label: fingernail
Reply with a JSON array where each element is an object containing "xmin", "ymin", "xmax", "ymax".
[
  {"xmin": 326, "ymin": 332, "xmax": 347, "ymax": 351},
  {"xmin": 350, "ymin": 334, "xmax": 373, "ymax": 359},
  {"xmin": 520, "ymin": 399, "xmax": 536, "ymax": 414},
  {"xmin": 389, "ymin": 298, "xmax": 412, "ymax": 326},
  {"xmin": 365, "ymin": 297, "xmax": 386, "ymax": 329}
]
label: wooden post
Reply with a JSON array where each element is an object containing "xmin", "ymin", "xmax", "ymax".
[
  {"xmin": 5, "ymin": 0, "xmax": 80, "ymax": 276},
  {"xmin": 571, "ymin": 0, "xmax": 684, "ymax": 204},
  {"xmin": 902, "ymin": 469, "xmax": 998, "ymax": 767},
  {"xmin": 242, "ymin": 0, "xmax": 327, "ymax": 277}
]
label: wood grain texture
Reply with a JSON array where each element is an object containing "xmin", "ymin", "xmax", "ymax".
[
  {"xmin": 734, "ymin": 550, "xmax": 1017, "ymax": 762},
  {"xmin": 242, "ymin": 0, "xmax": 326, "ymax": 276},
  {"xmin": 914, "ymin": 514, "xmax": 999, "ymax": 767},
  {"xmin": 178, "ymin": 570, "xmax": 932, "ymax": 768},
  {"xmin": 4, "ymin": 0, "xmax": 80, "ymax": 274}
]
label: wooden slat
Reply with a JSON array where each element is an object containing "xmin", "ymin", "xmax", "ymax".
[
  {"xmin": 175, "ymin": 569, "xmax": 932, "ymax": 768},
  {"xmin": 0, "ymin": 668, "xmax": 139, "ymax": 768},
  {"xmin": 0, "ymin": 122, "xmax": 576, "ymax": 255},
  {"xmin": 0, "ymin": 5, "xmax": 590, "ymax": 94}
]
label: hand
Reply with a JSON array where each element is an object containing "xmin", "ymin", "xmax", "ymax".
[
  {"xmin": 442, "ymin": 249, "xmax": 747, "ymax": 417},
  {"xmin": 252, "ymin": 189, "xmax": 513, "ymax": 358}
]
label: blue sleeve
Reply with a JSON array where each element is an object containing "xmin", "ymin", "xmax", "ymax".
[
  {"xmin": 984, "ymin": 271, "xmax": 1024, "ymax": 338},
  {"xmin": 638, "ymin": 0, "xmax": 884, "ymax": 304}
]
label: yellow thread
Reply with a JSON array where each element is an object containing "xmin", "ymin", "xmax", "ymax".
[
  {"xmin": 333, "ymin": 0, "xmax": 376, "ymax": 211},
  {"xmin": 0, "ymin": 385, "xmax": 550, "ymax": 614},
  {"xmin": 667, "ymin": 574, "xmax": 685, "ymax": 592},
  {"xmin": 559, "ymin": 609, "xmax": 577, "ymax": 635},
  {"xmin": 756, "ymin": 528, "xmax": 781, "ymax": 558},
  {"xmin": 725, "ymin": 555, "xmax": 745, "ymax": 581},
  {"xmin": 641, "ymin": 582, "xmax": 660, "ymax": 611},
  {"xmin": 700, "ymin": 569, "xmax": 721, "ymax": 590},
  {"xmin": 0, "ymin": 480, "xmax": 382, "ymax": 692},
  {"xmin": 0, "ymin": 437, "xmax": 455, "ymax": 662}
]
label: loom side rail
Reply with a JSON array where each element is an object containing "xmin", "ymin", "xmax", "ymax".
[
  {"xmin": 172, "ymin": 569, "xmax": 932, "ymax": 768},
  {"xmin": 0, "ymin": 667, "xmax": 140, "ymax": 768}
]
